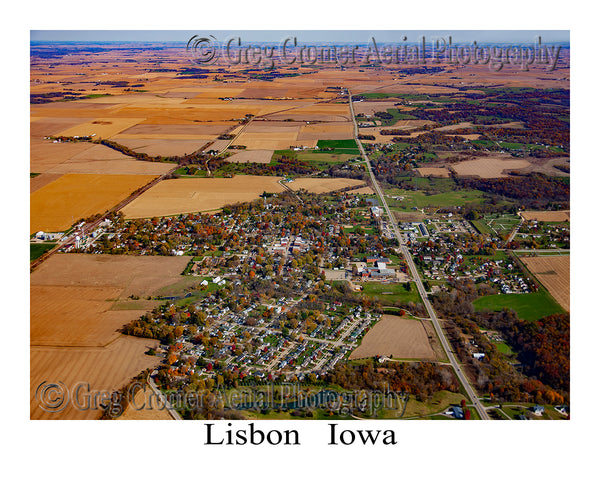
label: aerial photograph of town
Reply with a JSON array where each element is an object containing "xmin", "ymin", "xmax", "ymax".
[{"xmin": 28, "ymin": 28, "xmax": 573, "ymax": 427}]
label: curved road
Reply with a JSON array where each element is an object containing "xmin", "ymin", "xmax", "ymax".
[{"xmin": 348, "ymin": 91, "xmax": 489, "ymax": 420}]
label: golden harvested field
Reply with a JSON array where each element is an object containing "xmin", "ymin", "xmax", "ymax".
[
  {"xmin": 520, "ymin": 210, "xmax": 570, "ymax": 222},
  {"xmin": 30, "ymin": 116, "xmax": 95, "ymax": 137},
  {"xmin": 349, "ymin": 315, "xmax": 436, "ymax": 360},
  {"xmin": 416, "ymin": 167, "xmax": 451, "ymax": 178},
  {"xmin": 30, "ymin": 173, "xmax": 157, "ymax": 234},
  {"xmin": 450, "ymin": 155, "xmax": 531, "ymax": 178},
  {"xmin": 287, "ymin": 177, "xmax": 366, "ymax": 194},
  {"xmin": 56, "ymin": 117, "xmax": 146, "ymax": 139},
  {"xmin": 121, "ymin": 175, "xmax": 286, "ymax": 218},
  {"xmin": 521, "ymin": 256, "xmax": 570, "ymax": 311},
  {"xmin": 30, "ymin": 335, "xmax": 162, "ymax": 420},
  {"xmin": 225, "ymin": 149, "xmax": 274, "ymax": 164}
]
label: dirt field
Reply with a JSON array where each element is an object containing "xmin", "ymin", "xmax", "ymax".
[
  {"xmin": 119, "ymin": 123, "xmax": 231, "ymax": 136},
  {"xmin": 297, "ymin": 122, "xmax": 354, "ymax": 141},
  {"xmin": 287, "ymin": 177, "xmax": 366, "ymax": 194},
  {"xmin": 225, "ymin": 149, "xmax": 274, "ymax": 164},
  {"xmin": 350, "ymin": 315, "xmax": 436, "ymax": 360},
  {"xmin": 30, "ymin": 335, "xmax": 161, "ymax": 420},
  {"xmin": 350, "ymin": 186, "xmax": 376, "ymax": 195},
  {"xmin": 121, "ymin": 175, "xmax": 286, "ymax": 218},
  {"xmin": 521, "ymin": 256, "xmax": 570, "ymax": 311},
  {"xmin": 519, "ymin": 210, "xmax": 570, "ymax": 222},
  {"xmin": 450, "ymin": 155, "xmax": 531, "ymax": 178},
  {"xmin": 31, "ymin": 254, "xmax": 191, "ymax": 345},
  {"xmin": 30, "ymin": 141, "xmax": 97, "ymax": 172},
  {"xmin": 30, "ymin": 173, "xmax": 157, "ymax": 234},
  {"xmin": 112, "ymin": 138, "xmax": 209, "ymax": 156},
  {"xmin": 232, "ymin": 131, "xmax": 300, "ymax": 150},
  {"xmin": 416, "ymin": 167, "xmax": 451, "ymax": 178}
]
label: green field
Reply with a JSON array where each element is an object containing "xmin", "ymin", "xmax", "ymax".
[
  {"xmin": 316, "ymin": 139, "xmax": 360, "ymax": 155},
  {"xmin": 473, "ymin": 290, "xmax": 564, "ymax": 322},
  {"xmin": 478, "ymin": 213, "xmax": 521, "ymax": 235},
  {"xmin": 30, "ymin": 242, "xmax": 57, "ymax": 261},
  {"xmin": 493, "ymin": 341, "xmax": 516, "ymax": 356},
  {"xmin": 385, "ymin": 188, "xmax": 485, "ymax": 210},
  {"xmin": 360, "ymin": 281, "xmax": 422, "ymax": 305}
]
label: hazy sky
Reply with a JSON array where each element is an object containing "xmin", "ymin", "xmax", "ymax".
[{"xmin": 30, "ymin": 30, "xmax": 569, "ymax": 44}]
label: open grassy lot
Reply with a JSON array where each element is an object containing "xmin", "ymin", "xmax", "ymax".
[
  {"xmin": 385, "ymin": 188, "xmax": 485, "ymax": 211},
  {"xmin": 30, "ymin": 242, "xmax": 56, "ymax": 261},
  {"xmin": 316, "ymin": 139, "xmax": 360, "ymax": 155},
  {"xmin": 473, "ymin": 290, "xmax": 564, "ymax": 321},
  {"xmin": 360, "ymin": 282, "xmax": 422, "ymax": 305},
  {"xmin": 477, "ymin": 213, "xmax": 521, "ymax": 235}
]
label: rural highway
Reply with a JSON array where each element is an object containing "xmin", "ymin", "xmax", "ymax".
[{"xmin": 348, "ymin": 91, "xmax": 490, "ymax": 420}]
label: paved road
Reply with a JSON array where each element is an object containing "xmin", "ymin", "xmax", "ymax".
[
  {"xmin": 148, "ymin": 371, "xmax": 183, "ymax": 420},
  {"xmin": 506, "ymin": 218, "xmax": 524, "ymax": 243},
  {"xmin": 348, "ymin": 92, "xmax": 490, "ymax": 420}
]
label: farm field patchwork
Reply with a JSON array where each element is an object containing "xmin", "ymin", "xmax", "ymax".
[{"xmin": 30, "ymin": 173, "xmax": 157, "ymax": 234}]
